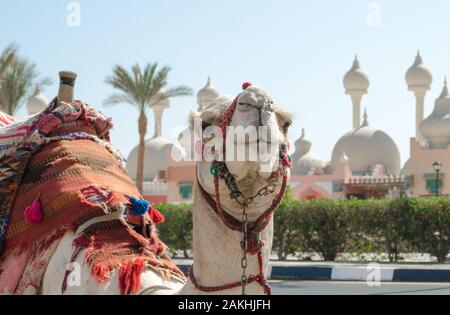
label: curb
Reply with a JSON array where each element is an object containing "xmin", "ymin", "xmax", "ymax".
[{"xmin": 176, "ymin": 263, "xmax": 450, "ymax": 283}]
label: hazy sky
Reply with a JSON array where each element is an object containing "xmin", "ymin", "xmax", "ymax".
[{"xmin": 2, "ymin": 0, "xmax": 450, "ymax": 166}]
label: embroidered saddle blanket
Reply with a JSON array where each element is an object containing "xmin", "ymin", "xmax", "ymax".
[{"xmin": 0, "ymin": 100, "xmax": 184, "ymax": 295}]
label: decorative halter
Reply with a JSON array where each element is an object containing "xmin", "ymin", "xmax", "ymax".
[{"xmin": 190, "ymin": 83, "xmax": 291, "ymax": 295}]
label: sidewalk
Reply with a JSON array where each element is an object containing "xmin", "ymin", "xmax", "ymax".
[{"xmin": 173, "ymin": 259, "xmax": 450, "ymax": 282}]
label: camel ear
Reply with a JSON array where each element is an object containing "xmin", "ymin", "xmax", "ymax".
[{"xmin": 273, "ymin": 105, "xmax": 293, "ymax": 134}]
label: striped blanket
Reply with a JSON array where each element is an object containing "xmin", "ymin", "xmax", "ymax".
[
  {"xmin": 0, "ymin": 112, "xmax": 17, "ymax": 127},
  {"xmin": 0, "ymin": 100, "xmax": 184, "ymax": 295}
]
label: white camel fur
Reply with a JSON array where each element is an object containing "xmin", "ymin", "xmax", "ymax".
[{"xmin": 41, "ymin": 83, "xmax": 293, "ymax": 295}]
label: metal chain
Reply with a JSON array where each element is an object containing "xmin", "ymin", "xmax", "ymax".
[
  {"xmin": 215, "ymin": 161, "xmax": 274, "ymax": 206},
  {"xmin": 240, "ymin": 203, "xmax": 249, "ymax": 295}
]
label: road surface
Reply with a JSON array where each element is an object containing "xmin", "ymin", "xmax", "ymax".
[{"xmin": 271, "ymin": 281, "xmax": 450, "ymax": 295}]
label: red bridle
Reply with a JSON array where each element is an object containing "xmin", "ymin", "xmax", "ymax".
[{"xmin": 189, "ymin": 92, "xmax": 291, "ymax": 295}]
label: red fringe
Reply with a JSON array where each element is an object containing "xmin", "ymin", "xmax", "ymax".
[
  {"xmin": 92, "ymin": 263, "xmax": 113, "ymax": 283},
  {"xmin": 119, "ymin": 259, "xmax": 146, "ymax": 295}
]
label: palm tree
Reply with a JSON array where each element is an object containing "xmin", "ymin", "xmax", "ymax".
[
  {"xmin": 104, "ymin": 63, "xmax": 192, "ymax": 193},
  {"xmin": 0, "ymin": 43, "xmax": 51, "ymax": 115},
  {"xmin": 0, "ymin": 43, "xmax": 17, "ymax": 78}
]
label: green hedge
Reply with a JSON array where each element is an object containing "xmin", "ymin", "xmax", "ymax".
[{"xmin": 155, "ymin": 197, "xmax": 450, "ymax": 263}]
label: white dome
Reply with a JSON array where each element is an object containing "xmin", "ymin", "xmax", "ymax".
[
  {"xmin": 331, "ymin": 112, "xmax": 401, "ymax": 174},
  {"xmin": 27, "ymin": 88, "xmax": 48, "ymax": 115},
  {"xmin": 293, "ymin": 128, "xmax": 311, "ymax": 156},
  {"xmin": 291, "ymin": 129, "xmax": 325, "ymax": 176},
  {"xmin": 420, "ymin": 79, "xmax": 450, "ymax": 148},
  {"xmin": 343, "ymin": 56, "xmax": 370, "ymax": 93},
  {"xmin": 150, "ymin": 89, "xmax": 170, "ymax": 108},
  {"xmin": 126, "ymin": 137, "xmax": 173, "ymax": 180},
  {"xmin": 197, "ymin": 77, "xmax": 220, "ymax": 110},
  {"xmin": 405, "ymin": 51, "xmax": 433, "ymax": 90},
  {"xmin": 401, "ymin": 158, "xmax": 412, "ymax": 175}
]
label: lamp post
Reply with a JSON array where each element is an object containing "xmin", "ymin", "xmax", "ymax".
[{"xmin": 433, "ymin": 161, "xmax": 443, "ymax": 197}]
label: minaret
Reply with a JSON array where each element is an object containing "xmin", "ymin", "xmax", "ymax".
[
  {"xmin": 405, "ymin": 51, "xmax": 433, "ymax": 143},
  {"xmin": 343, "ymin": 56, "xmax": 370, "ymax": 129},
  {"xmin": 197, "ymin": 77, "xmax": 220, "ymax": 111},
  {"xmin": 150, "ymin": 89, "xmax": 170, "ymax": 138}
]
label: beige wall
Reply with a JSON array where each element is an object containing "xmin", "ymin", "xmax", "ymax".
[
  {"xmin": 167, "ymin": 160, "xmax": 196, "ymax": 203},
  {"xmin": 407, "ymin": 138, "xmax": 449, "ymax": 196}
]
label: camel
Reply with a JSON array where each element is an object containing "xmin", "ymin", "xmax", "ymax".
[{"xmin": 0, "ymin": 72, "xmax": 292, "ymax": 295}]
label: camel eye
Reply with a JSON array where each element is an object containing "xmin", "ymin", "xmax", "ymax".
[{"xmin": 282, "ymin": 122, "xmax": 291, "ymax": 134}]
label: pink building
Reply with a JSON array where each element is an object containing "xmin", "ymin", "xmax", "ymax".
[{"xmin": 402, "ymin": 76, "xmax": 450, "ymax": 197}]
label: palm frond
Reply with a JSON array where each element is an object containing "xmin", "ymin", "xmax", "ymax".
[
  {"xmin": 0, "ymin": 43, "xmax": 18, "ymax": 78},
  {"xmin": 164, "ymin": 86, "xmax": 193, "ymax": 98},
  {"xmin": 103, "ymin": 93, "xmax": 136, "ymax": 108},
  {"xmin": 0, "ymin": 57, "xmax": 39, "ymax": 115},
  {"xmin": 104, "ymin": 62, "xmax": 192, "ymax": 112}
]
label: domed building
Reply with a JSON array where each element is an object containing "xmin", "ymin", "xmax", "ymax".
[
  {"xmin": 403, "ymin": 77, "xmax": 450, "ymax": 197},
  {"xmin": 343, "ymin": 56, "xmax": 370, "ymax": 129},
  {"xmin": 420, "ymin": 79, "xmax": 450, "ymax": 149},
  {"xmin": 291, "ymin": 56, "xmax": 406, "ymax": 200},
  {"xmin": 291, "ymin": 129, "xmax": 326, "ymax": 176},
  {"xmin": 331, "ymin": 110, "xmax": 401, "ymax": 175},
  {"xmin": 126, "ymin": 89, "xmax": 172, "ymax": 180},
  {"xmin": 197, "ymin": 77, "xmax": 220, "ymax": 111},
  {"xmin": 27, "ymin": 86, "xmax": 49, "ymax": 115},
  {"xmin": 405, "ymin": 51, "xmax": 433, "ymax": 143},
  {"xmin": 126, "ymin": 137, "xmax": 173, "ymax": 180},
  {"xmin": 127, "ymin": 78, "xmax": 221, "ymax": 204}
]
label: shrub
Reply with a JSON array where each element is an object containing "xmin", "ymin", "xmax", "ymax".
[
  {"xmin": 351, "ymin": 198, "xmax": 413, "ymax": 262},
  {"xmin": 273, "ymin": 198, "xmax": 302, "ymax": 260},
  {"xmin": 154, "ymin": 197, "xmax": 450, "ymax": 263},
  {"xmin": 296, "ymin": 199, "xmax": 349, "ymax": 261},
  {"xmin": 156, "ymin": 204, "xmax": 193, "ymax": 258},
  {"xmin": 408, "ymin": 198, "xmax": 450, "ymax": 263}
]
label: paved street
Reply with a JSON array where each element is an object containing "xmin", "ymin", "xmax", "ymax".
[{"xmin": 271, "ymin": 281, "xmax": 450, "ymax": 295}]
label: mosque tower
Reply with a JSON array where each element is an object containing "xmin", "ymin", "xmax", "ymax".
[
  {"xmin": 405, "ymin": 51, "xmax": 433, "ymax": 143},
  {"xmin": 196, "ymin": 77, "xmax": 220, "ymax": 111},
  {"xmin": 343, "ymin": 56, "xmax": 370, "ymax": 129},
  {"xmin": 149, "ymin": 89, "xmax": 170, "ymax": 138}
]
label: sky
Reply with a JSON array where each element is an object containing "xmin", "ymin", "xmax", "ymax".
[{"xmin": 1, "ymin": 0, "xmax": 450, "ymax": 166}]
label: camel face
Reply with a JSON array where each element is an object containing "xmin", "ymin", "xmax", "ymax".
[{"xmin": 194, "ymin": 85, "xmax": 292, "ymax": 216}]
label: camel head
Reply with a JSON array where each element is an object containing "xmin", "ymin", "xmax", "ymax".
[{"xmin": 191, "ymin": 83, "xmax": 293, "ymax": 219}]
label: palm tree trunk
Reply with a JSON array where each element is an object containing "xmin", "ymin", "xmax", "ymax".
[{"xmin": 136, "ymin": 110, "xmax": 147, "ymax": 194}]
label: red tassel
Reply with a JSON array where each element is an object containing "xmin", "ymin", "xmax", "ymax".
[
  {"xmin": 149, "ymin": 206, "xmax": 165, "ymax": 224},
  {"xmin": 119, "ymin": 259, "xmax": 145, "ymax": 295},
  {"xmin": 24, "ymin": 198, "xmax": 44, "ymax": 224}
]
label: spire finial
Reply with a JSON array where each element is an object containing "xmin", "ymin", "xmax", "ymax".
[
  {"xmin": 440, "ymin": 76, "xmax": 449, "ymax": 98},
  {"xmin": 414, "ymin": 50, "xmax": 424, "ymax": 65},
  {"xmin": 362, "ymin": 108, "xmax": 369, "ymax": 126},
  {"xmin": 301, "ymin": 128, "xmax": 305, "ymax": 137},
  {"xmin": 352, "ymin": 55, "xmax": 360, "ymax": 69}
]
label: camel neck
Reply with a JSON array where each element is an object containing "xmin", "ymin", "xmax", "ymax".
[{"xmin": 179, "ymin": 189, "xmax": 272, "ymax": 295}]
